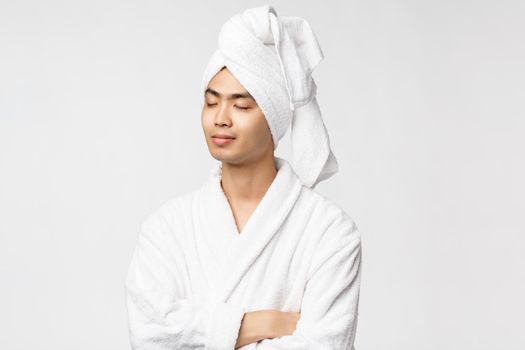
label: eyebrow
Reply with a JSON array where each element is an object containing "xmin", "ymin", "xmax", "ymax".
[{"xmin": 205, "ymin": 87, "xmax": 255, "ymax": 101}]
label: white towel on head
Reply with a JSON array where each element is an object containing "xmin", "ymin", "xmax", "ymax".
[{"xmin": 201, "ymin": 5, "xmax": 339, "ymax": 189}]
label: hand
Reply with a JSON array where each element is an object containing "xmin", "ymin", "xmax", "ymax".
[
  {"xmin": 234, "ymin": 310, "xmax": 301, "ymax": 348},
  {"xmin": 266, "ymin": 310, "xmax": 301, "ymax": 339}
]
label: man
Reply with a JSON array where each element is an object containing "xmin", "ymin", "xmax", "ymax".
[{"xmin": 125, "ymin": 5, "xmax": 362, "ymax": 350}]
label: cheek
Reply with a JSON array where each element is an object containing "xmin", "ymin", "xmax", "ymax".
[
  {"xmin": 235, "ymin": 114, "xmax": 270, "ymax": 143},
  {"xmin": 201, "ymin": 110, "xmax": 214, "ymax": 128}
]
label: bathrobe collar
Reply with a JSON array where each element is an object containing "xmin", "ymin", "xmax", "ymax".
[{"xmin": 193, "ymin": 156, "xmax": 303, "ymax": 302}]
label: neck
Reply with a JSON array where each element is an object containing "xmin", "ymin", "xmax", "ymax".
[{"xmin": 220, "ymin": 155, "xmax": 277, "ymax": 203}]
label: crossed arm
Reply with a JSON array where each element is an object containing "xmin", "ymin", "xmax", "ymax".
[{"xmin": 125, "ymin": 213, "xmax": 362, "ymax": 350}]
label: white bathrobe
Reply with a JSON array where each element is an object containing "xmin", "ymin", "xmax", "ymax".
[{"xmin": 125, "ymin": 157, "xmax": 362, "ymax": 350}]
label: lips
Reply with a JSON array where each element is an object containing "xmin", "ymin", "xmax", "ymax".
[
  {"xmin": 212, "ymin": 134, "xmax": 235, "ymax": 139},
  {"xmin": 212, "ymin": 136, "xmax": 235, "ymax": 146}
]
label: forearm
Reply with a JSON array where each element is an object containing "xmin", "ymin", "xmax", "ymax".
[
  {"xmin": 126, "ymin": 228, "xmax": 246, "ymax": 350},
  {"xmin": 235, "ymin": 310, "xmax": 301, "ymax": 348},
  {"xmin": 126, "ymin": 288, "xmax": 246, "ymax": 350},
  {"xmin": 235, "ymin": 310, "xmax": 275, "ymax": 348}
]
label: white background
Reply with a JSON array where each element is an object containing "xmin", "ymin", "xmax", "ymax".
[{"xmin": 1, "ymin": 1, "xmax": 524, "ymax": 349}]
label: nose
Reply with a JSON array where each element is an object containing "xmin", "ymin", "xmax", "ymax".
[{"xmin": 214, "ymin": 102, "xmax": 232, "ymax": 127}]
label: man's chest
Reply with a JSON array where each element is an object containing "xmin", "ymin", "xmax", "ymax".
[{"xmin": 178, "ymin": 217, "xmax": 320, "ymax": 311}]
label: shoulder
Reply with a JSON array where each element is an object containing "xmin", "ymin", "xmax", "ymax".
[
  {"xmin": 299, "ymin": 185, "xmax": 361, "ymax": 245},
  {"xmin": 300, "ymin": 187, "xmax": 362, "ymax": 279},
  {"xmin": 139, "ymin": 188, "xmax": 198, "ymax": 236}
]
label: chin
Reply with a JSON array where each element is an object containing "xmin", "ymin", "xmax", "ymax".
[
  {"xmin": 210, "ymin": 149, "xmax": 234, "ymax": 162},
  {"xmin": 212, "ymin": 149, "xmax": 252, "ymax": 166}
]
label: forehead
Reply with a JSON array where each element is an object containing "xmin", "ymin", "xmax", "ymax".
[
  {"xmin": 205, "ymin": 67, "xmax": 257, "ymax": 102},
  {"xmin": 208, "ymin": 67, "xmax": 244, "ymax": 88},
  {"xmin": 206, "ymin": 69, "xmax": 255, "ymax": 101}
]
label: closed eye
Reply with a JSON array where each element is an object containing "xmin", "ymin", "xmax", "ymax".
[{"xmin": 206, "ymin": 103, "xmax": 250, "ymax": 111}]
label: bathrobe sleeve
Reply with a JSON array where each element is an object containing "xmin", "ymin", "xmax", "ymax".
[
  {"xmin": 125, "ymin": 212, "xmax": 246, "ymax": 350},
  {"xmin": 255, "ymin": 213, "xmax": 362, "ymax": 350}
]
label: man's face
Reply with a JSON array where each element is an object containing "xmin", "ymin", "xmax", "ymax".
[{"xmin": 201, "ymin": 67, "xmax": 274, "ymax": 164}]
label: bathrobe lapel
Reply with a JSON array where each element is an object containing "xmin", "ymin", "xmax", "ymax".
[{"xmin": 194, "ymin": 157, "xmax": 303, "ymax": 302}]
